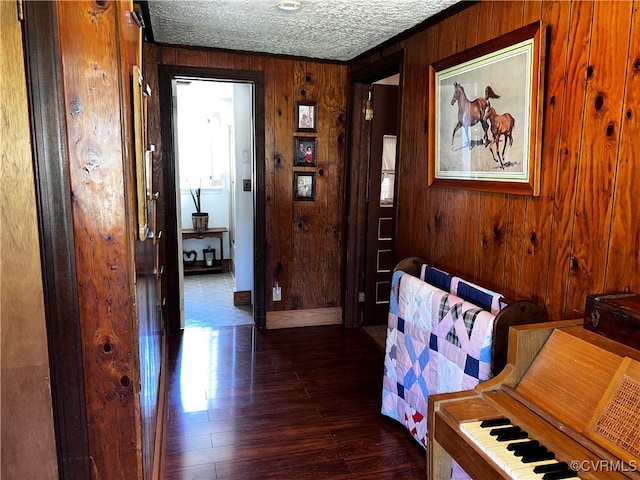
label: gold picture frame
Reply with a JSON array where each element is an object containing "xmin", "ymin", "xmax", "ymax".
[
  {"xmin": 428, "ymin": 22, "xmax": 545, "ymax": 196},
  {"xmin": 133, "ymin": 65, "xmax": 148, "ymax": 240}
]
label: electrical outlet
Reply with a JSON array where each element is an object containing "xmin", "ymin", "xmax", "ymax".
[{"xmin": 273, "ymin": 283, "xmax": 282, "ymax": 302}]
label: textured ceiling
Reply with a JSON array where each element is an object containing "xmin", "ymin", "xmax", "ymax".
[{"xmin": 146, "ymin": 0, "xmax": 462, "ymax": 62}]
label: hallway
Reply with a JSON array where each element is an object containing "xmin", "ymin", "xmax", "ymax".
[
  {"xmin": 183, "ymin": 272, "xmax": 253, "ymax": 329},
  {"xmin": 164, "ymin": 324, "xmax": 425, "ymax": 479}
]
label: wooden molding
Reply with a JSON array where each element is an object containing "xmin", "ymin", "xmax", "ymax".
[
  {"xmin": 233, "ymin": 291, "xmax": 251, "ymax": 306},
  {"xmin": 266, "ymin": 307, "xmax": 342, "ymax": 329}
]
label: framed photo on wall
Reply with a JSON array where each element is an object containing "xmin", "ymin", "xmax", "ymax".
[
  {"xmin": 293, "ymin": 172, "xmax": 315, "ymax": 201},
  {"xmin": 428, "ymin": 21, "xmax": 545, "ymax": 196},
  {"xmin": 294, "ymin": 136, "xmax": 317, "ymax": 166},
  {"xmin": 295, "ymin": 101, "xmax": 317, "ymax": 132}
]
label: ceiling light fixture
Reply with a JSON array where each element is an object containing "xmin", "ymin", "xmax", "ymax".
[{"xmin": 276, "ymin": 0, "xmax": 302, "ymax": 11}]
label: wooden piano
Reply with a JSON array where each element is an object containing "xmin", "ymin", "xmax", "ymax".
[{"xmin": 428, "ymin": 320, "xmax": 640, "ymax": 479}]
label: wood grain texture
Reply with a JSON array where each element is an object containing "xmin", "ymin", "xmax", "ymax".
[
  {"xmin": 145, "ymin": 0, "xmax": 639, "ymax": 330},
  {"xmin": 56, "ymin": 1, "xmax": 144, "ymax": 477},
  {"xmin": 0, "ymin": 2, "xmax": 59, "ymax": 477},
  {"xmin": 165, "ymin": 325, "xmax": 425, "ymax": 479},
  {"xmin": 607, "ymin": 1, "xmax": 640, "ymax": 292},
  {"xmin": 566, "ymin": 1, "xmax": 634, "ymax": 316},
  {"xmin": 353, "ymin": 0, "xmax": 639, "ymax": 322},
  {"xmin": 516, "ymin": 328, "xmax": 627, "ymax": 433},
  {"xmin": 266, "ymin": 307, "xmax": 342, "ymax": 329},
  {"xmin": 146, "ymin": 49, "xmax": 347, "ymax": 323}
]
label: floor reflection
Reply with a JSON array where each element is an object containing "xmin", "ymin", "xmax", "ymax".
[{"xmin": 177, "ymin": 327, "xmax": 222, "ymax": 413}]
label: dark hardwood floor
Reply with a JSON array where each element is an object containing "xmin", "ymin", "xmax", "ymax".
[{"xmin": 165, "ymin": 324, "xmax": 426, "ymax": 479}]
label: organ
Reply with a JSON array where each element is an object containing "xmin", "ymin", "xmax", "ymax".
[{"xmin": 428, "ymin": 320, "xmax": 640, "ymax": 479}]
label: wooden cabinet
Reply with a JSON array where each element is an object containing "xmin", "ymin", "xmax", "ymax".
[{"xmin": 182, "ymin": 227, "xmax": 228, "ymax": 273}]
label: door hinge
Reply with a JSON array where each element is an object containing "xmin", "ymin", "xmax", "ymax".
[
  {"xmin": 358, "ymin": 292, "xmax": 366, "ymax": 303},
  {"xmin": 16, "ymin": 0, "xmax": 24, "ymax": 22}
]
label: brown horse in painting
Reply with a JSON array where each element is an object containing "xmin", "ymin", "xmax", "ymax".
[
  {"xmin": 450, "ymin": 83, "xmax": 500, "ymax": 149},
  {"xmin": 483, "ymin": 101, "xmax": 515, "ymax": 169}
]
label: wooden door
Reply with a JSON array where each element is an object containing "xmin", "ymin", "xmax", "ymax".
[{"xmin": 362, "ymin": 84, "xmax": 399, "ymax": 325}]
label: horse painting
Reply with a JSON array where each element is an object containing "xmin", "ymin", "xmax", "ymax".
[
  {"xmin": 483, "ymin": 101, "xmax": 515, "ymax": 169},
  {"xmin": 450, "ymin": 83, "xmax": 500, "ymax": 149}
]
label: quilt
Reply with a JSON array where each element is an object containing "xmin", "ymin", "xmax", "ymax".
[{"xmin": 381, "ymin": 270, "xmax": 497, "ymax": 448}]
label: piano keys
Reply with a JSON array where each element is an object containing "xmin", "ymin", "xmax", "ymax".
[
  {"xmin": 428, "ymin": 321, "xmax": 640, "ymax": 480},
  {"xmin": 460, "ymin": 418, "xmax": 579, "ymax": 479}
]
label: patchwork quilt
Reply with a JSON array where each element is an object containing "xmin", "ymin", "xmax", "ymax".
[{"xmin": 381, "ymin": 270, "xmax": 499, "ymax": 449}]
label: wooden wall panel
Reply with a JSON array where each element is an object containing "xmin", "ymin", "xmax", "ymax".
[
  {"xmin": 0, "ymin": 2, "xmax": 59, "ymax": 477},
  {"xmin": 145, "ymin": 0, "xmax": 639, "ymax": 328},
  {"xmin": 566, "ymin": 0, "xmax": 633, "ymax": 315},
  {"xmin": 353, "ymin": 0, "xmax": 640, "ymax": 321},
  {"xmin": 606, "ymin": 3, "xmax": 640, "ymax": 292},
  {"xmin": 56, "ymin": 1, "xmax": 146, "ymax": 477},
  {"xmin": 544, "ymin": 0, "xmax": 594, "ymax": 321},
  {"xmin": 325, "ymin": 65, "xmax": 347, "ymax": 307},
  {"xmin": 271, "ymin": 59, "xmax": 295, "ymax": 309},
  {"xmin": 146, "ymin": 46, "xmax": 348, "ymax": 321}
]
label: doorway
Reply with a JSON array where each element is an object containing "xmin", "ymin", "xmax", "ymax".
[
  {"xmin": 344, "ymin": 52, "xmax": 403, "ymax": 328},
  {"xmin": 172, "ymin": 78, "xmax": 254, "ymax": 329},
  {"xmin": 159, "ymin": 66, "xmax": 266, "ymax": 335},
  {"xmin": 361, "ymin": 80, "xmax": 399, "ymax": 326}
]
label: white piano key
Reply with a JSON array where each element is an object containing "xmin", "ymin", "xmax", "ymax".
[{"xmin": 460, "ymin": 421, "xmax": 581, "ymax": 479}]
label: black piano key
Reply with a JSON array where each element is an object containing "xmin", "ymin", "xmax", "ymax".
[
  {"xmin": 534, "ymin": 462, "xmax": 569, "ymax": 474},
  {"xmin": 480, "ymin": 418, "xmax": 511, "ymax": 428},
  {"xmin": 542, "ymin": 469, "xmax": 578, "ymax": 480},
  {"xmin": 497, "ymin": 430, "xmax": 529, "ymax": 441},
  {"xmin": 507, "ymin": 440, "xmax": 540, "ymax": 457},
  {"xmin": 489, "ymin": 426, "xmax": 521, "ymax": 436},
  {"xmin": 522, "ymin": 447, "xmax": 555, "ymax": 463}
]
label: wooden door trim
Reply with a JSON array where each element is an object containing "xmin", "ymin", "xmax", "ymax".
[
  {"xmin": 158, "ymin": 65, "xmax": 266, "ymax": 334},
  {"xmin": 22, "ymin": 2, "xmax": 91, "ymax": 477},
  {"xmin": 344, "ymin": 51, "xmax": 404, "ymax": 328}
]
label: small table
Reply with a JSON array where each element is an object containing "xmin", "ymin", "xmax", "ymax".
[{"xmin": 182, "ymin": 227, "xmax": 228, "ymax": 273}]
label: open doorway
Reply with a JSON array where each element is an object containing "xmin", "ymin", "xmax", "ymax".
[
  {"xmin": 159, "ymin": 66, "xmax": 266, "ymax": 335},
  {"xmin": 344, "ymin": 52, "xmax": 403, "ymax": 330},
  {"xmin": 361, "ymin": 78, "xmax": 400, "ymax": 327},
  {"xmin": 172, "ymin": 79, "xmax": 254, "ymax": 329}
]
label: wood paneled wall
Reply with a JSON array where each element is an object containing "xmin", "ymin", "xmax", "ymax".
[
  {"xmin": 146, "ymin": 0, "xmax": 638, "ymax": 327},
  {"xmin": 353, "ymin": 0, "xmax": 640, "ymax": 322},
  {"xmin": 53, "ymin": 1, "xmax": 161, "ymax": 477},
  {"xmin": 144, "ymin": 45, "xmax": 348, "ymax": 317},
  {"xmin": 0, "ymin": 1, "xmax": 58, "ymax": 477}
]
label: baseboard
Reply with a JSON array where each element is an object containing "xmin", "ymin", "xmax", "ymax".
[
  {"xmin": 266, "ymin": 307, "xmax": 342, "ymax": 329},
  {"xmin": 151, "ymin": 332, "xmax": 168, "ymax": 480},
  {"xmin": 233, "ymin": 290, "xmax": 251, "ymax": 306}
]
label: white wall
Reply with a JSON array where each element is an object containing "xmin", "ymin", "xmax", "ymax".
[
  {"xmin": 174, "ymin": 79, "xmax": 254, "ymax": 300},
  {"xmin": 176, "ymin": 80, "xmax": 232, "ymax": 262},
  {"xmin": 231, "ymin": 83, "xmax": 254, "ymax": 294},
  {"xmin": 180, "ymin": 188, "xmax": 230, "ymax": 262}
]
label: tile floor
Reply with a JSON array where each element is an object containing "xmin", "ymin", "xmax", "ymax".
[{"xmin": 183, "ymin": 272, "xmax": 254, "ymax": 328}]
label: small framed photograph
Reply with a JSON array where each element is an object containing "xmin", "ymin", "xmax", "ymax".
[
  {"xmin": 295, "ymin": 101, "xmax": 317, "ymax": 132},
  {"xmin": 293, "ymin": 172, "xmax": 315, "ymax": 201},
  {"xmin": 294, "ymin": 136, "xmax": 317, "ymax": 166}
]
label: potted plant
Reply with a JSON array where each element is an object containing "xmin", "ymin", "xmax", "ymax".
[{"xmin": 190, "ymin": 188, "xmax": 209, "ymax": 231}]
